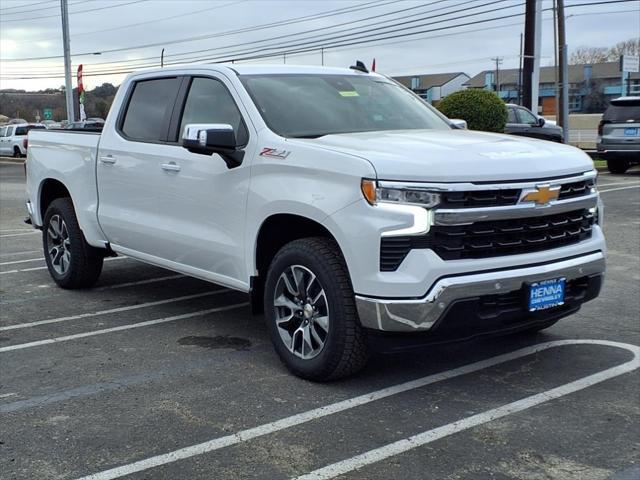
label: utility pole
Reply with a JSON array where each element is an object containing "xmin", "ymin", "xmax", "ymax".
[
  {"xmin": 519, "ymin": 33, "xmax": 524, "ymax": 104},
  {"xmin": 161, "ymin": 48, "xmax": 165, "ymax": 67},
  {"xmin": 491, "ymin": 57, "xmax": 503, "ymax": 94},
  {"xmin": 522, "ymin": 0, "xmax": 536, "ymax": 110},
  {"xmin": 531, "ymin": 0, "xmax": 542, "ymax": 112},
  {"xmin": 557, "ymin": 0, "xmax": 569, "ymax": 143},
  {"xmin": 321, "ymin": 48, "xmax": 324, "ymax": 66},
  {"xmin": 60, "ymin": 0, "xmax": 74, "ymax": 122},
  {"xmin": 553, "ymin": 0, "xmax": 559, "ymax": 117}
]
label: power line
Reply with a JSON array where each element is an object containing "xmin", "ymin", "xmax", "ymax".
[
  {"xmin": 0, "ymin": 0, "xmax": 89, "ymax": 16},
  {"xmin": 131, "ymin": 0, "xmax": 488, "ymax": 66},
  {"xmin": 0, "ymin": 0, "xmax": 150, "ymax": 23},
  {"xmin": 1, "ymin": 0, "xmax": 635, "ymax": 79},
  {"xmin": 1, "ymin": 0, "xmax": 416, "ymax": 61},
  {"xmin": 0, "ymin": 6, "xmax": 538, "ymax": 78},
  {"xmin": 0, "ymin": 0, "xmax": 510, "ymax": 78},
  {"xmin": 2, "ymin": 6, "xmax": 633, "ymax": 81},
  {"xmin": 0, "ymin": 0, "xmax": 56, "ymax": 12},
  {"xmin": 6, "ymin": 0, "xmax": 252, "ymax": 46},
  {"xmin": 0, "ymin": 0, "xmax": 506, "ymax": 68}
]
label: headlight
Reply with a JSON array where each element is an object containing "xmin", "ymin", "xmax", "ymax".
[{"xmin": 361, "ymin": 179, "xmax": 440, "ymax": 208}]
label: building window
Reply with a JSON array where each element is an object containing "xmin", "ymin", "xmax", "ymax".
[
  {"xmin": 411, "ymin": 76, "xmax": 421, "ymax": 90},
  {"xmin": 569, "ymin": 95, "xmax": 582, "ymax": 112}
]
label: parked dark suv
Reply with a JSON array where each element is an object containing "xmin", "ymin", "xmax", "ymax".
[
  {"xmin": 597, "ymin": 97, "xmax": 640, "ymax": 174},
  {"xmin": 505, "ymin": 104, "xmax": 564, "ymax": 143}
]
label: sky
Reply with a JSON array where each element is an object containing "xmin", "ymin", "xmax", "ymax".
[{"xmin": 0, "ymin": 0, "xmax": 639, "ymax": 91}]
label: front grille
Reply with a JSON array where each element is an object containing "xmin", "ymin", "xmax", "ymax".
[
  {"xmin": 558, "ymin": 179, "xmax": 595, "ymax": 200},
  {"xmin": 380, "ymin": 208, "xmax": 594, "ymax": 270},
  {"xmin": 440, "ymin": 189, "xmax": 521, "ymax": 208}
]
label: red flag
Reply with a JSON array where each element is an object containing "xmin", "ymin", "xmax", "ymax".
[
  {"xmin": 371, "ymin": 58, "xmax": 376, "ymax": 72},
  {"xmin": 77, "ymin": 64, "xmax": 84, "ymax": 96}
]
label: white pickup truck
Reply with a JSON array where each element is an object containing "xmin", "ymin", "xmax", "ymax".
[{"xmin": 26, "ymin": 64, "xmax": 605, "ymax": 380}]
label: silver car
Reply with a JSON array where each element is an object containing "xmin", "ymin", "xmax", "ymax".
[{"xmin": 597, "ymin": 97, "xmax": 640, "ymax": 174}]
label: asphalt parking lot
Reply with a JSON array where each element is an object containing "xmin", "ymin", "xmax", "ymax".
[{"xmin": 1, "ymin": 159, "xmax": 639, "ymax": 480}]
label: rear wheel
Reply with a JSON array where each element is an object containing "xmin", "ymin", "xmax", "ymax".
[
  {"xmin": 607, "ymin": 158, "xmax": 630, "ymax": 174},
  {"xmin": 43, "ymin": 198, "xmax": 104, "ymax": 289},
  {"xmin": 264, "ymin": 237, "xmax": 368, "ymax": 381},
  {"xmin": 13, "ymin": 146, "xmax": 21, "ymax": 158}
]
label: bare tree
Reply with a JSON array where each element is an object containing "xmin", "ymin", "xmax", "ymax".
[
  {"xmin": 570, "ymin": 38, "xmax": 640, "ymax": 65},
  {"xmin": 570, "ymin": 46, "xmax": 609, "ymax": 64},
  {"xmin": 608, "ymin": 38, "xmax": 640, "ymax": 59}
]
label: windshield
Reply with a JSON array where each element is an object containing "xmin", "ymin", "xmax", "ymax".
[{"xmin": 239, "ymin": 74, "xmax": 449, "ymax": 138}]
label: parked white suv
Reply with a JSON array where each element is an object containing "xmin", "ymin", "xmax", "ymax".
[
  {"xmin": 0, "ymin": 123, "xmax": 46, "ymax": 157},
  {"xmin": 25, "ymin": 65, "xmax": 605, "ymax": 380}
]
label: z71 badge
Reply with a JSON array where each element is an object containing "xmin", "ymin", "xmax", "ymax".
[{"xmin": 259, "ymin": 147, "xmax": 291, "ymax": 159}]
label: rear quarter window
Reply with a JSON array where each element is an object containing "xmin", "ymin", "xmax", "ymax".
[{"xmin": 120, "ymin": 77, "xmax": 181, "ymax": 142}]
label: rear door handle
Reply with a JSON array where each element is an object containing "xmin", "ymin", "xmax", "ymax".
[
  {"xmin": 99, "ymin": 155, "xmax": 116, "ymax": 165},
  {"xmin": 161, "ymin": 162, "xmax": 181, "ymax": 172}
]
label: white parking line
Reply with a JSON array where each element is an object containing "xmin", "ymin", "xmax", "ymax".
[
  {"xmin": 0, "ymin": 231, "xmax": 38, "ymax": 238},
  {"xmin": 599, "ymin": 185, "xmax": 640, "ymax": 193},
  {"xmin": 0, "ymin": 229, "xmax": 32, "ymax": 233},
  {"xmin": 0, "ymin": 302, "xmax": 248, "ymax": 353},
  {"xmin": 294, "ymin": 341, "xmax": 639, "ymax": 480},
  {"xmin": 0, "ymin": 257, "xmax": 44, "ymax": 266},
  {"xmin": 0, "ymin": 250, "xmax": 41, "ymax": 258},
  {"xmin": 72, "ymin": 339, "xmax": 639, "ymax": 480},
  {"xmin": 0, "ymin": 256, "xmax": 128, "ymax": 275},
  {"xmin": 0, "ymin": 289, "xmax": 228, "ymax": 331},
  {"xmin": 597, "ymin": 181, "xmax": 640, "ymax": 188}
]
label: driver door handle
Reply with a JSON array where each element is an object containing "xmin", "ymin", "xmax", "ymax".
[
  {"xmin": 161, "ymin": 162, "xmax": 181, "ymax": 172},
  {"xmin": 99, "ymin": 155, "xmax": 116, "ymax": 165}
]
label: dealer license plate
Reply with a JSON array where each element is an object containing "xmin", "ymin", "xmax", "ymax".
[
  {"xmin": 624, "ymin": 127, "xmax": 638, "ymax": 136},
  {"xmin": 528, "ymin": 277, "xmax": 566, "ymax": 312}
]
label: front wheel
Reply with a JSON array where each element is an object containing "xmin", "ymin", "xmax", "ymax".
[
  {"xmin": 607, "ymin": 158, "xmax": 630, "ymax": 174},
  {"xmin": 43, "ymin": 197, "xmax": 104, "ymax": 289},
  {"xmin": 264, "ymin": 237, "xmax": 368, "ymax": 381}
]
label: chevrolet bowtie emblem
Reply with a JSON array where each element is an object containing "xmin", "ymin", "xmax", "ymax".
[{"xmin": 521, "ymin": 185, "xmax": 560, "ymax": 205}]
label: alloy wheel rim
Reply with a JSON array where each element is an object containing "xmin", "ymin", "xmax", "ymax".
[
  {"xmin": 273, "ymin": 264, "xmax": 329, "ymax": 360},
  {"xmin": 46, "ymin": 214, "xmax": 71, "ymax": 275}
]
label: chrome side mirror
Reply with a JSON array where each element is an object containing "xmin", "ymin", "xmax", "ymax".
[{"xmin": 182, "ymin": 123, "xmax": 243, "ymax": 169}]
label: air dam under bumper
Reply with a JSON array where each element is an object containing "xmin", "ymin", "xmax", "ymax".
[{"xmin": 355, "ymin": 251, "xmax": 605, "ymax": 332}]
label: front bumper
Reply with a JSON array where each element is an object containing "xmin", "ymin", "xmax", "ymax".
[{"xmin": 356, "ymin": 251, "xmax": 605, "ymax": 332}]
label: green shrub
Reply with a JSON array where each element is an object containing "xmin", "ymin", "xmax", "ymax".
[{"xmin": 437, "ymin": 89, "xmax": 507, "ymax": 133}]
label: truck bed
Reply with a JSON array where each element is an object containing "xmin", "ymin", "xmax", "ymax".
[{"xmin": 26, "ymin": 129, "xmax": 106, "ymax": 247}]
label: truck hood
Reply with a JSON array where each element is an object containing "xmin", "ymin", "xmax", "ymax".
[{"xmin": 289, "ymin": 129, "xmax": 592, "ymax": 182}]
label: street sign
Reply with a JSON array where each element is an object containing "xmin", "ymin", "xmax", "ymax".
[
  {"xmin": 621, "ymin": 55, "xmax": 639, "ymax": 73},
  {"xmin": 43, "ymin": 108, "xmax": 53, "ymax": 120}
]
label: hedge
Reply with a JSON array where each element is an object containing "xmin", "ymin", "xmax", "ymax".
[{"xmin": 437, "ymin": 89, "xmax": 507, "ymax": 133}]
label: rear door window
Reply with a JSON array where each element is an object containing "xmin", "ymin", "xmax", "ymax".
[{"xmin": 120, "ymin": 77, "xmax": 182, "ymax": 142}]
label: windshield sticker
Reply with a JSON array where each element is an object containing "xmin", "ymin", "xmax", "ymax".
[
  {"xmin": 339, "ymin": 91, "xmax": 359, "ymax": 97},
  {"xmin": 260, "ymin": 147, "xmax": 291, "ymax": 159}
]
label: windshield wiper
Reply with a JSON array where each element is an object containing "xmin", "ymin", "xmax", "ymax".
[{"xmin": 288, "ymin": 134, "xmax": 328, "ymax": 139}]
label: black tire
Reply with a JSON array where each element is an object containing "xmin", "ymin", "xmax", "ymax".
[
  {"xmin": 13, "ymin": 146, "xmax": 21, "ymax": 158},
  {"xmin": 607, "ymin": 158, "xmax": 630, "ymax": 174},
  {"xmin": 264, "ymin": 237, "xmax": 368, "ymax": 381},
  {"xmin": 43, "ymin": 197, "xmax": 104, "ymax": 289}
]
